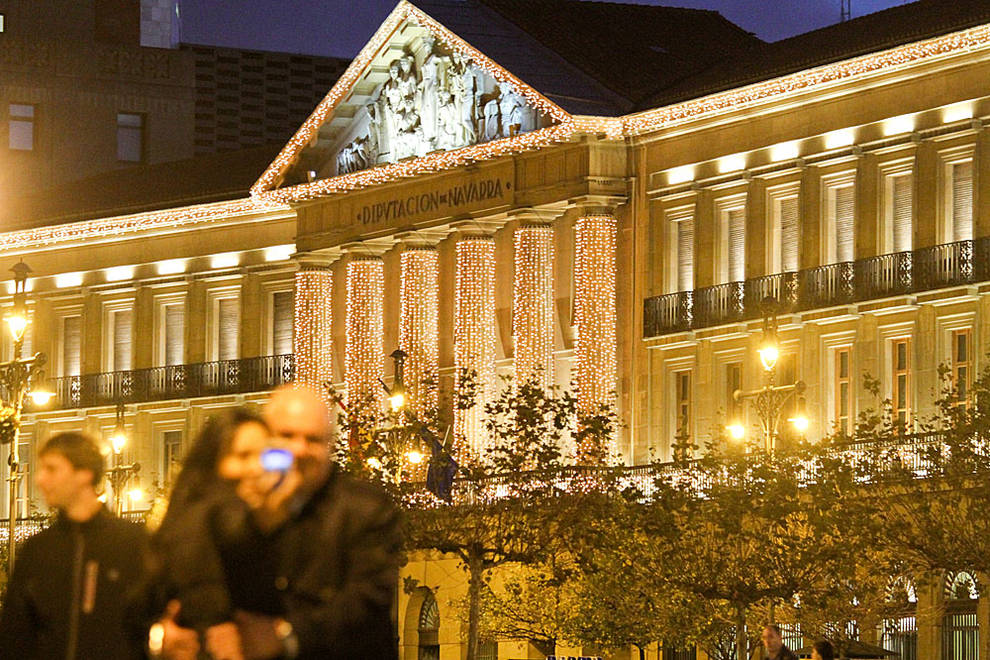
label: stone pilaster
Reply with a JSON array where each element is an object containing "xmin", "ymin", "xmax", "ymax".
[{"xmin": 511, "ymin": 213, "xmax": 555, "ymax": 390}]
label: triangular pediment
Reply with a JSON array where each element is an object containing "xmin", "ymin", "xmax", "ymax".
[{"xmin": 252, "ymin": 1, "xmax": 572, "ymax": 199}]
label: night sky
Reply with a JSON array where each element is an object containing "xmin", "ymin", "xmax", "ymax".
[{"xmin": 177, "ymin": 0, "xmax": 915, "ymax": 59}]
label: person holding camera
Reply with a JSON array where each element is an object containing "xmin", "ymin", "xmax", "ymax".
[{"xmin": 158, "ymin": 385, "xmax": 402, "ymax": 660}]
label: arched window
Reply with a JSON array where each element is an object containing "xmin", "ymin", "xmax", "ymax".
[
  {"xmin": 881, "ymin": 575, "xmax": 917, "ymax": 660},
  {"xmin": 418, "ymin": 591, "xmax": 440, "ymax": 660},
  {"xmin": 943, "ymin": 571, "xmax": 979, "ymax": 660}
]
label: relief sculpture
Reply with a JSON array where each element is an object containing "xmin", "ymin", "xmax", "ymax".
[{"xmin": 335, "ymin": 36, "xmax": 539, "ymax": 175}]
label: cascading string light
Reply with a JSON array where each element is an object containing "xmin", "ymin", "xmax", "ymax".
[
  {"xmin": 454, "ymin": 236, "xmax": 497, "ymax": 461},
  {"xmin": 512, "ymin": 223, "xmax": 554, "ymax": 390},
  {"xmin": 345, "ymin": 258, "xmax": 385, "ymax": 410},
  {"xmin": 574, "ymin": 214, "xmax": 617, "ymax": 462},
  {"xmin": 293, "ymin": 266, "xmax": 333, "ymax": 393},
  {"xmin": 399, "ymin": 248, "xmax": 440, "ymax": 418}
]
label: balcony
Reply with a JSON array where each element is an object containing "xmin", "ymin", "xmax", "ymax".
[
  {"xmin": 644, "ymin": 238, "xmax": 990, "ymax": 338},
  {"xmin": 44, "ymin": 354, "xmax": 296, "ymax": 410}
]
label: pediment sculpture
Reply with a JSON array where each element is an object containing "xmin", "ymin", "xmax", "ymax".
[{"xmin": 335, "ymin": 36, "xmax": 540, "ymax": 176}]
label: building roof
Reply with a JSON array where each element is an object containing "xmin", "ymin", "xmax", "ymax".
[
  {"xmin": 416, "ymin": 0, "xmax": 763, "ymax": 116},
  {"xmin": 637, "ymin": 0, "xmax": 990, "ymax": 109},
  {"xmin": 1, "ymin": 144, "xmax": 283, "ymax": 230}
]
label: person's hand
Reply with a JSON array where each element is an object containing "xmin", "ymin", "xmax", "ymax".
[
  {"xmin": 233, "ymin": 610, "xmax": 284, "ymax": 660},
  {"xmin": 237, "ymin": 466, "xmax": 303, "ymax": 533},
  {"xmin": 205, "ymin": 621, "xmax": 244, "ymax": 660},
  {"xmin": 158, "ymin": 601, "xmax": 200, "ymax": 660}
]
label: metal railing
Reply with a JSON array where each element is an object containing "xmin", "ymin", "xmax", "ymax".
[
  {"xmin": 645, "ymin": 238, "xmax": 990, "ymax": 337},
  {"xmin": 44, "ymin": 354, "xmax": 295, "ymax": 410}
]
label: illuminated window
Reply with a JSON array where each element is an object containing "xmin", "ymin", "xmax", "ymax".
[
  {"xmin": 161, "ymin": 430, "xmax": 183, "ymax": 484},
  {"xmin": 674, "ymin": 370, "xmax": 691, "ymax": 440},
  {"xmin": 770, "ymin": 192, "xmax": 799, "ymax": 273},
  {"xmin": 9, "ymin": 104, "xmax": 34, "ymax": 151},
  {"xmin": 947, "ymin": 160, "xmax": 973, "ymax": 242},
  {"xmin": 666, "ymin": 208, "xmax": 694, "ymax": 293},
  {"xmin": 110, "ymin": 309, "xmax": 133, "ymax": 372},
  {"xmin": 835, "ymin": 348, "xmax": 852, "ymax": 436},
  {"xmin": 892, "ymin": 339, "xmax": 911, "ymax": 427},
  {"xmin": 0, "ymin": 14, "xmax": 6, "ymax": 33},
  {"xmin": 952, "ymin": 329, "xmax": 972, "ymax": 404},
  {"xmin": 117, "ymin": 112, "xmax": 144, "ymax": 162},
  {"xmin": 61, "ymin": 316, "xmax": 82, "ymax": 377},
  {"xmin": 824, "ymin": 176, "xmax": 855, "ymax": 264},
  {"xmin": 270, "ymin": 290, "xmax": 294, "ymax": 356},
  {"xmin": 718, "ymin": 204, "xmax": 746, "ymax": 284},
  {"xmin": 883, "ymin": 170, "xmax": 913, "ymax": 253}
]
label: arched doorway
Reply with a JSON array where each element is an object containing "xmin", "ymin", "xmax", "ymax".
[
  {"xmin": 418, "ymin": 591, "xmax": 440, "ymax": 660},
  {"xmin": 880, "ymin": 575, "xmax": 917, "ymax": 660},
  {"xmin": 943, "ymin": 571, "xmax": 979, "ymax": 660}
]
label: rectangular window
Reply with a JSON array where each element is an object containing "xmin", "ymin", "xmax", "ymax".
[
  {"xmin": 726, "ymin": 362, "xmax": 742, "ymax": 422},
  {"xmin": 675, "ymin": 371, "xmax": 691, "ymax": 439},
  {"xmin": 952, "ymin": 329, "xmax": 972, "ymax": 404},
  {"xmin": 892, "ymin": 339, "xmax": 911, "ymax": 427},
  {"xmin": 723, "ymin": 207, "xmax": 745, "ymax": 283},
  {"xmin": 271, "ymin": 291, "xmax": 294, "ymax": 356},
  {"xmin": 216, "ymin": 297, "xmax": 239, "ymax": 361},
  {"xmin": 111, "ymin": 309, "xmax": 133, "ymax": 371},
  {"xmin": 1, "ymin": 14, "xmax": 6, "ymax": 33},
  {"xmin": 62, "ymin": 316, "xmax": 81, "ymax": 377},
  {"xmin": 825, "ymin": 181, "xmax": 855, "ymax": 264},
  {"xmin": 887, "ymin": 172, "xmax": 913, "ymax": 253},
  {"xmin": 116, "ymin": 112, "xmax": 144, "ymax": 162},
  {"xmin": 772, "ymin": 194, "xmax": 799, "ymax": 273},
  {"xmin": 835, "ymin": 348, "xmax": 852, "ymax": 436},
  {"xmin": 162, "ymin": 430, "xmax": 183, "ymax": 484},
  {"xmin": 164, "ymin": 304, "xmax": 184, "ymax": 366},
  {"xmin": 950, "ymin": 160, "xmax": 973, "ymax": 242},
  {"xmin": 9, "ymin": 104, "xmax": 34, "ymax": 151},
  {"xmin": 676, "ymin": 217, "xmax": 694, "ymax": 292}
]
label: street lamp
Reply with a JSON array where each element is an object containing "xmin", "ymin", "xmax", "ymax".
[
  {"xmin": 727, "ymin": 297, "xmax": 808, "ymax": 451},
  {"xmin": 387, "ymin": 349, "xmax": 407, "ymax": 412},
  {"xmin": 2, "ymin": 261, "xmax": 52, "ymax": 574},
  {"xmin": 105, "ymin": 403, "xmax": 140, "ymax": 517}
]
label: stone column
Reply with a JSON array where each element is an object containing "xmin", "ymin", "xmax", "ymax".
[
  {"xmin": 345, "ymin": 256, "xmax": 385, "ymax": 411},
  {"xmin": 512, "ymin": 214, "xmax": 554, "ymax": 389},
  {"xmin": 293, "ymin": 254, "xmax": 333, "ymax": 392},
  {"xmin": 574, "ymin": 207, "xmax": 617, "ymax": 460},
  {"xmin": 399, "ymin": 243, "xmax": 440, "ymax": 418},
  {"xmin": 454, "ymin": 233, "xmax": 497, "ymax": 458}
]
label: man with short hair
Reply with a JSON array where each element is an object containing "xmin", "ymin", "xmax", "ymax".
[
  {"xmin": 762, "ymin": 624, "xmax": 798, "ymax": 660},
  {"xmin": 162, "ymin": 386, "xmax": 402, "ymax": 660},
  {"xmin": 0, "ymin": 431, "xmax": 147, "ymax": 659}
]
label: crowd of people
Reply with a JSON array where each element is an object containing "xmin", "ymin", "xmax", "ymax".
[
  {"xmin": 0, "ymin": 381, "xmax": 845, "ymax": 660},
  {"xmin": 0, "ymin": 385, "xmax": 402, "ymax": 660}
]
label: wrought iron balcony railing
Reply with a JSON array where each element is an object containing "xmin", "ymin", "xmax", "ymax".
[
  {"xmin": 644, "ymin": 238, "xmax": 990, "ymax": 338},
  {"xmin": 43, "ymin": 353, "xmax": 295, "ymax": 410}
]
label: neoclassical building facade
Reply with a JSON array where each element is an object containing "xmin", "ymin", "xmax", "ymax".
[{"xmin": 4, "ymin": 1, "xmax": 990, "ymax": 657}]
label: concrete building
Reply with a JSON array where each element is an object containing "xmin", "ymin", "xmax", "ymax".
[{"xmin": 3, "ymin": 0, "xmax": 990, "ymax": 657}]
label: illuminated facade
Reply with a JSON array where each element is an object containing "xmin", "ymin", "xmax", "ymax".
[{"xmin": 3, "ymin": 0, "xmax": 990, "ymax": 657}]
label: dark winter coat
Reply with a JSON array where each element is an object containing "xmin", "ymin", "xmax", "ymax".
[{"xmin": 0, "ymin": 508, "xmax": 147, "ymax": 660}]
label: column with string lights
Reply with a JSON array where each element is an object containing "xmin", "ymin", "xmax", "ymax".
[
  {"xmin": 453, "ymin": 234, "xmax": 497, "ymax": 458},
  {"xmin": 293, "ymin": 256, "xmax": 333, "ymax": 393},
  {"xmin": 574, "ymin": 208, "xmax": 617, "ymax": 460},
  {"xmin": 512, "ymin": 218, "xmax": 554, "ymax": 390},
  {"xmin": 345, "ymin": 257, "xmax": 385, "ymax": 411},
  {"xmin": 399, "ymin": 246, "xmax": 439, "ymax": 418}
]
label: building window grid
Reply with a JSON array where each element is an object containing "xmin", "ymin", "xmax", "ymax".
[{"xmin": 892, "ymin": 339, "xmax": 911, "ymax": 428}]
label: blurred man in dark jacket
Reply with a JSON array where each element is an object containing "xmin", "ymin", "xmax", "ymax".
[
  {"xmin": 0, "ymin": 431, "xmax": 147, "ymax": 660},
  {"xmin": 162, "ymin": 386, "xmax": 402, "ymax": 660}
]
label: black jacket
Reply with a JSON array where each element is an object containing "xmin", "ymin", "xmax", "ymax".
[
  {"xmin": 257, "ymin": 466, "xmax": 403, "ymax": 660},
  {"xmin": 0, "ymin": 508, "xmax": 147, "ymax": 660}
]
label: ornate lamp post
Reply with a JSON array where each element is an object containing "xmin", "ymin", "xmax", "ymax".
[
  {"xmin": 3, "ymin": 261, "xmax": 53, "ymax": 573},
  {"xmin": 368, "ymin": 349, "xmax": 426, "ymax": 480},
  {"xmin": 726, "ymin": 297, "xmax": 809, "ymax": 451},
  {"xmin": 105, "ymin": 403, "xmax": 140, "ymax": 517}
]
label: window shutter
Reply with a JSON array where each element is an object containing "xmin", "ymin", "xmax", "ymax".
[
  {"xmin": 164, "ymin": 304, "xmax": 184, "ymax": 366},
  {"xmin": 835, "ymin": 185, "xmax": 855, "ymax": 263},
  {"xmin": 677, "ymin": 217, "xmax": 694, "ymax": 292},
  {"xmin": 892, "ymin": 174, "xmax": 913, "ymax": 252},
  {"xmin": 113, "ymin": 310, "xmax": 132, "ymax": 371},
  {"xmin": 217, "ymin": 298, "xmax": 239, "ymax": 361},
  {"xmin": 727, "ymin": 208, "xmax": 745, "ymax": 282},
  {"xmin": 779, "ymin": 196, "xmax": 799, "ymax": 272},
  {"xmin": 952, "ymin": 161, "xmax": 973, "ymax": 242},
  {"xmin": 272, "ymin": 291, "xmax": 294, "ymax": 356},
  {"xmin": 63, "ymin": 316, "xmax": 81, "ymax": 377}
]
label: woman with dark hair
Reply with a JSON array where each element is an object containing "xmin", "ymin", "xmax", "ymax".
[
  {"xmin": 812, "ymin": 639, "xmax": 835, "ymax": 660},
  {"xmin": 136, "ymin": 407, "xmax": 274, "ymax": 660}
]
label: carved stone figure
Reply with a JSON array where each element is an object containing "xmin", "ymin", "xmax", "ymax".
[{"xmin": 499, "ymin": 87, "xmax": 525, "ymax": 138}]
